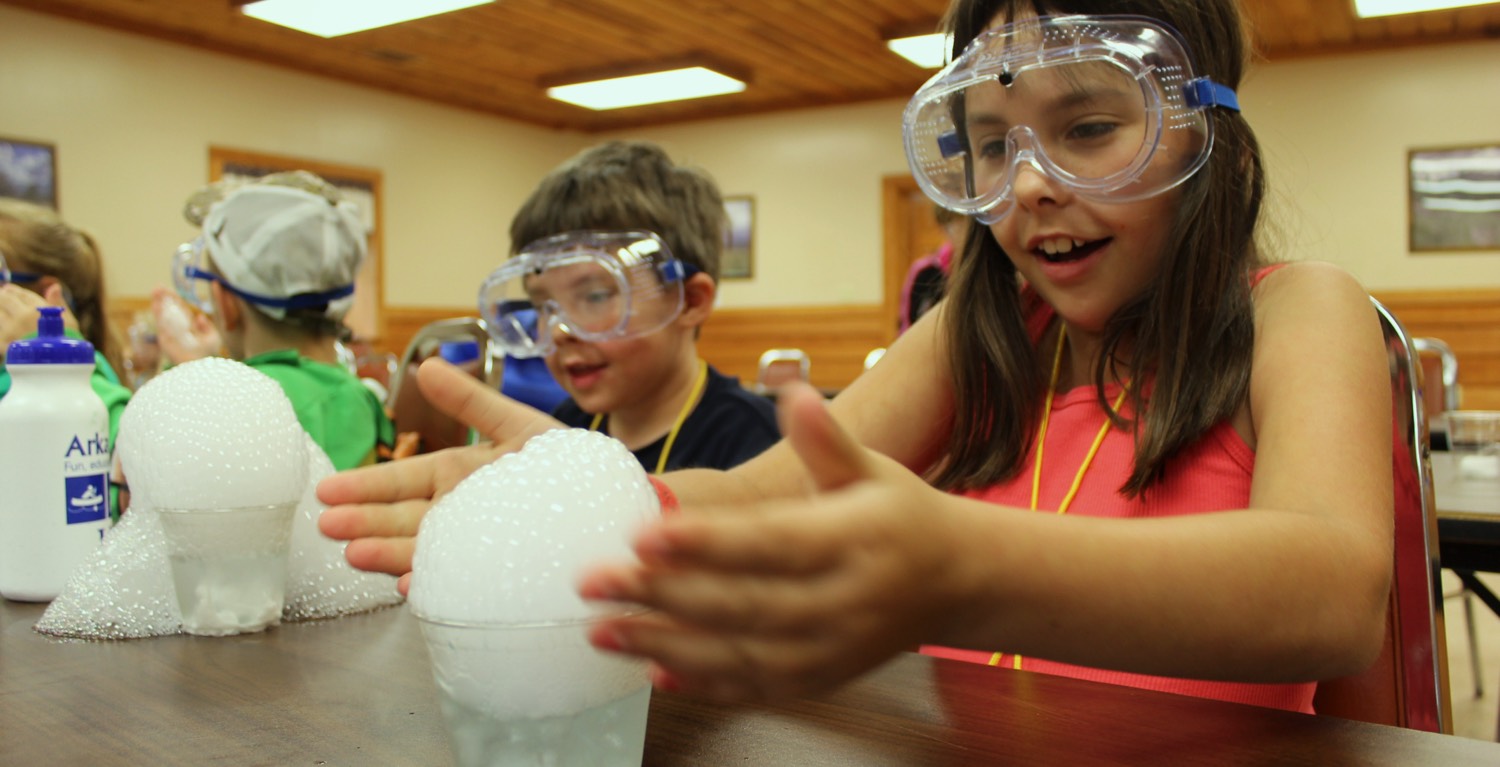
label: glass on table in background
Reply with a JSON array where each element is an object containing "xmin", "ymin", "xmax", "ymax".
[{"xmin": 1444, "ymin": 410, "xmax": 1500, "ymax": 481}]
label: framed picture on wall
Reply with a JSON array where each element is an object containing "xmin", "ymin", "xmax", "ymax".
[
  {"xmin": 0, "ymin": 136, "xmax": 58, "ymax": 210},
  {"xmin": 1409, "ymin": 144, "xmax": 1500, "ymax": 252},
  {"xmin": 722, "ymin": 195, "xmax": 754, "ymax": 280}
]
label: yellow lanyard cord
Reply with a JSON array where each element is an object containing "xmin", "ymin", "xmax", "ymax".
[
  {"xmin": 589, "ymin": 359, "xmax": 709, "ymax": 475},
  {"xmin": 993, "ymin": 326, "xmax": 1129, "ymax": 671}
]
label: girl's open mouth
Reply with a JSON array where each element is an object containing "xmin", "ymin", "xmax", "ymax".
[{"xmin": 1035, "ymin": 237, "xmax": 1109, "ymax": 264}]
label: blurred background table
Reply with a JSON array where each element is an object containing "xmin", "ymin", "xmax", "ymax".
[
  {"xmin": 4, "ymin": 598, "xmax": 1499, "ymax": 765},
  {"xmin": 1434, "ymin": 451, "xmax": 1500, "ymax": 618}
]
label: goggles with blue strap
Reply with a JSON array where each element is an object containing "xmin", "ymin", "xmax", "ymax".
[
  {"xmin": 478, "ymin": 230, "xmax": 699, "ymax": 359},
  {"xmin": 172, "ymin": 236, "xmax": 353, "ymax": 315},
  {"xmin": 903, "ymin": 14, "xmax": 1240, "ymax": 225},
  {"xmin": 0, "ymin": 250, "xmax": 42, "ymax": 287}
]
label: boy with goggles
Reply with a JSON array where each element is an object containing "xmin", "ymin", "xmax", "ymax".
[
  {"xmin": 476, "ymin": 141, "xmax": 778, "ymax": 474},
  {"xmin": 479, "ymin": 230, "xmax": 697, "ymax": 360},
  {"xmin": 157, "ymin": 171, "xmax": 392, "ymax": 471}
]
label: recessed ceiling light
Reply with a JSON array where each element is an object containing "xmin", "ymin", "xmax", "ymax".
[
  {"xmin": 242, "ymin": 0, "xmax": 494, "ymax": 38},
  {"xmin": 546, "ymin": 67, "xmax": 746, "ymax": 111},
  {"xmin": 886, "ymin": 33, "xmax": 949, "ymax": 69},
  {"xmin": 1353, "ymin": 0, "xmax": 1497, "ymax": 17}
]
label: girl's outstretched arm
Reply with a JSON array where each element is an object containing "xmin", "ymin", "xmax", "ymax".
[
  {"xmin": 578, "ymin": 263, "xmax": 1393, "ymax": 701},
  {"xmin": 317, "ymin": 356, "xmax": 563, "ymax": 593}
]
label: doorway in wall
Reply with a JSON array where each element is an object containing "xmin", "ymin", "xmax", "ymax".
[{"xmin": 881, "ymin": 174, "xmax": 954, "ymax": 338}]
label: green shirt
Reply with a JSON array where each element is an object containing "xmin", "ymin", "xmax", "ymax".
[
  {"xmin": 0, "ymin": 329, "xmax": 132, "ymax": 521},
  {"xmin": 244, "ymin": 349, "xmax": 394, "ymax": 471}
]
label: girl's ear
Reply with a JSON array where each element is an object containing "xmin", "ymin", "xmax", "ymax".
[
  {"xmin": 211, "ymin": 282, "xmax": 243, "ymax": 332},
  {"xmin": 678, "ymin": 272, "xmax": 716, "ymax": 328}
]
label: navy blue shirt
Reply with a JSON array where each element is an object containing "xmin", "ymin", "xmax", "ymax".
[{"xmin": 553, "ymin": 365, "xmax": 779, "ymax": 472}]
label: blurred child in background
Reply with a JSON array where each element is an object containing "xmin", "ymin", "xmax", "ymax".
[{"xmin": 161, "ymin": 171, "xmax": 392, "ymax": 470}]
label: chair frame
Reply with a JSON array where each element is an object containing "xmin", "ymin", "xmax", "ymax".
[
  {"xmin": 386, "ymin": 317, "xmax": 503, "ymax": 455},
  {"xmin": 1313, "ymin": 299, "xmax": 1450, "ymax": 732},
  {"xmin": 755, "ymin": 348, "xmax": 811, "ymax": 392}
]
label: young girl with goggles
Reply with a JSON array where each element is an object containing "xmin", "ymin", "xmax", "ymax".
[
  {"xmin": 318, "ymin": 0, "xmax": 1395, "ymax": 720},
  {"xmin": 905, "ymin": 14, "xmax": 1239, "ymax": 225},
  {"xmin": 477, "ymin": 230, "xmax": 697, "ymax": 359}
]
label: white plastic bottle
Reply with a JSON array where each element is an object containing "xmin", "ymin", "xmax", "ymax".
[{"xmin": 0, "ymin": 306, "xmax": 112, "ymax": 601}]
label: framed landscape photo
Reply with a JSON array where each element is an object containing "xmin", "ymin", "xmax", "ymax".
[
  {"xmin": 0, "ymin": 137, "xmax": 58, "ymax": 209},
  {"xmin": 722, "ymin": 195, "xmax": 754, "ymax": 280},
  {"xmin": 1409, "ymin": 144, "xmax": 1500, "ymax": 252}
]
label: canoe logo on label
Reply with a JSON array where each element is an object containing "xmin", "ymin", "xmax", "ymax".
[{"xmin": 65, "ymin": 474, "xmax": 107, "ymax": 524}]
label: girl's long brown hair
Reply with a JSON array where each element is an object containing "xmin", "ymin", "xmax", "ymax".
[
  {"xmin": 0, "ymin": 198, "xmax": 127, "ymax": 379},
  {"xmin": 929, "ymin": 0, "xmax": 1268, "ymax": 495}
]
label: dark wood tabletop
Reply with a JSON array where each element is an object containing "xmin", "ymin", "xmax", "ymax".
[
  {"xmin": 1435, "ymin": 451, "xmax": 1500, "ymax": 572},
  {"xmin": 4, "ymin": 599, "xmax": 1498, "ymax": 766}
]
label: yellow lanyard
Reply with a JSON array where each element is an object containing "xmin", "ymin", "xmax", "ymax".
[
  {"xmin": 993, "ymin": 325, "xmax": 1129, "ymax": 671},
  {"xmin": 589, "ymin": 359, "xmax": 709, "ymax": 475}
]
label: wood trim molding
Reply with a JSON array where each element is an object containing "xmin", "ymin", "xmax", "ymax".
[
  {"xmin": 111, "ymin": 288, "xmax": 1497, "ymax": 410},
  {"xmin": 1373, "ymin": 288, "xmax": 1500, "ymax": 410}
]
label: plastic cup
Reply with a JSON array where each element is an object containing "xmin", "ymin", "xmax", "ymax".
[
  {"xmin": 156, "ymin": 503, "xmax": 297, "ymax": 636},
  {"xmin": 417, "ymin": 613, "xmax": 651, "ymax": 767},
  {"xmin": 1445, "ymin": 410, "xmax": 1500, "ymax": 481}
]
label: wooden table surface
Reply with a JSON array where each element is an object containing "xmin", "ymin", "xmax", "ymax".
[{"xmin": 5, "ymin": 600, "xmax": 1499, "ymax": 766}]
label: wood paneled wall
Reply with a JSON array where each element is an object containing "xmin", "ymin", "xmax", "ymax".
[
  {"xmin": 1372, "ymin": 288, "xmax": 1500, "ymax": 411},
  {"xmin": 109, "ymin": 291, "xmax": 1500, "ymax": 411}
]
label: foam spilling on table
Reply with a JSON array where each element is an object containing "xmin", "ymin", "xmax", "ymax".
[{"xmin": 35, "ymin": 358, "xmax": 401, "ymax": 640}]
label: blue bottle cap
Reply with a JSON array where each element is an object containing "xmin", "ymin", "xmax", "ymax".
[
  {"xmin": 6, "ymin": 307, "xmax": 95, "ymax": 365},
  {"xmin": 439, "ymin": 340, "xmax": 481, "ymax": 366}
]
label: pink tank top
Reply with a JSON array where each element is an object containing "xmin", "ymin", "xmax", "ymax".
[{"xmin": 922, "ymin": 270, "xmax": 1317, "ymax": 714}]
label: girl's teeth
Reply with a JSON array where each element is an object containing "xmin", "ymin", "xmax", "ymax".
[{"xmin": 1041, "ymin": 238, "xmax": 1076, "ymax": 255}]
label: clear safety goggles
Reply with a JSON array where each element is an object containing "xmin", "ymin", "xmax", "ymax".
[
  {"xmin": 477, "ymin": 230, "xmax": 698, "ymax": 359},
  {"xmin": 171, "ymin": 237, "xmax": 353, "ymax": 315},
  {"xmin": 903, "ymin": 15, "xmax": 1239, "ymax": 224}
]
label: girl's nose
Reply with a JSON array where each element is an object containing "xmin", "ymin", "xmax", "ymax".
[{"xmin": 1010, "ymin": 160, "xmax": 1071, "ymax": 213}]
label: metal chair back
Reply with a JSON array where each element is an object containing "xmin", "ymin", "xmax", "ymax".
[{"xmin": 1312, "ymin": 298, "xmax": 1450, "ymax": 732}]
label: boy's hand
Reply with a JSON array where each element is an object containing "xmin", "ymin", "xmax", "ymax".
[
  {"xmin": 317, "ymin": 356, "xmax": 564, "ymax": 594},
  {"xmin": 150, "ymin": 288, "xmax": 219, "ymax": 363},
  {"xmin": 577, "ymin": 382, "xmax": 963, "ymax": 702}
]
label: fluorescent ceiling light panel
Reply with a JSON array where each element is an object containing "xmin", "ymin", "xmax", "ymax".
[
  {"xmin": 1353, "ymin": 0, "xmax": 1496, "ymax": 17},
  {"xmin": 547, "ymin": 67, "xmax": 745, "ymax": 110},
  {"xmin": 243, "ymin": 0, "xmax": 494, "ymax": 38},
  {"xmin": 887, "ymin": 33, "xmax": 949, "ymax": 69}
]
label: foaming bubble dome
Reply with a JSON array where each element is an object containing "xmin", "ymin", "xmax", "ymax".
[
  {"xmin": 409, "ymin": 429, "xmax": 659, "ymax": 626},
  {"xmin": 35, "ymin": 359, "xmax": 401, "ymax": 639},
  {"xmin": 117, "ymin": 357, "xmax": 308, "ymax": 510}
]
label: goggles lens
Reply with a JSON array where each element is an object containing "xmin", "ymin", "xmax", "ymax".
[
  {"xmin": 478, "ymin": 231, "xmax": 691, "ymax": 358},
  {"xmin": 903, "ymin": 15, "xmax": 1232, "ymax": 223},
  {"xmin": 172, "ymin": 238, "xmax": 216, "ymax": 314}
]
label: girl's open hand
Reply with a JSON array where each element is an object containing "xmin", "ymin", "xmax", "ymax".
[
  {"xmin": 578, "ymin": 382, "xmax": 966, "ymax": 702},
  {"xmin": 317, "ymin": 357, "xmax": 563, "ymax": 594}
]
